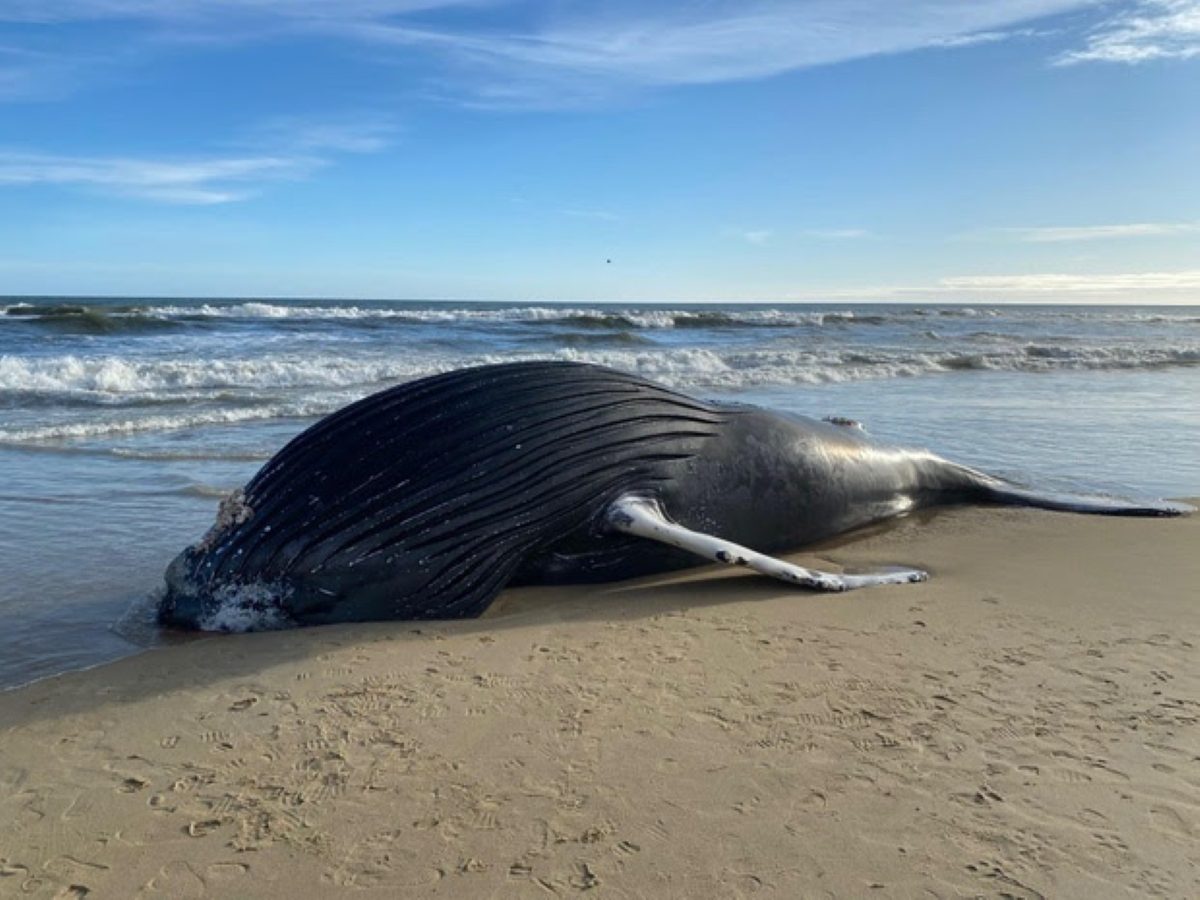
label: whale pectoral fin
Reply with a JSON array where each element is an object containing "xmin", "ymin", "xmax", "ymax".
[{"xmin": 605, "ymin": 496, "xmax": 927, "ymax": 592}]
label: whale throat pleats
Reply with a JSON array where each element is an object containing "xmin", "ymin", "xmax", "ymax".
[{"xmin": 183, "ymin": 362, "xmax": 728, "ymax": 621}]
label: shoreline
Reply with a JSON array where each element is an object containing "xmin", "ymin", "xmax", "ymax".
[{"xmin": 2, "ymin": 504, "xmax": 1197, "ymax": 897}]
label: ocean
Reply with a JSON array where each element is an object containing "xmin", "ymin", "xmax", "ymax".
[{"xmin": 1, "ymin": 297, "xmax": 1197, "ymax": 691}]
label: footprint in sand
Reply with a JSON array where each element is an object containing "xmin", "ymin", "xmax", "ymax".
[
  {"xmin": 186, "ymin": 819, "xmax": 223, "ymax": 838},
  {"xmin": 465, "ymin": 808, "xmax": 500, "ymax": 830},
  {"xmin": 1148, "ymin": 805, "xmax": 1193, "ymax": 838},
  {"xmin": 1, "ymin": 860, "xmax": 44, "ymax": 895},
  {"xmin": 139, "ymin": 860, "xmax": 205, "ymax": 898},
  {"xmin": 613, "ymin": 840, "xmax": 641, "ymax": 858},
  {"xmin": 61, "ymin": 793, "xmax": 96, "ymax": 821},
  {"xmin": 0, "ymin": 859, "xmax": 29, "ymax": 877},
  {"xmin": 1092, "ymin": 832, "xmax": 1129, "ymax": 854},
  {"xmin": 569, "ymin": 863, "xmax": 600, "ymax": 890},
  {"xmin": 1049, "ymin": 766, "xmax": 1092, "ymax": 784},
  {"xmin": 206, "ymin": 861, "xmax": 249, "ymax": 882},
  {"xmin": 1076, "ymin": 808, "xmax": 1109, "ymax": 827}
]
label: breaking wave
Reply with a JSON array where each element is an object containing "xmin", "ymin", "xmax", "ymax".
[
  {"xmin": 4, "ymin": 343, "xmax": 1197, "ymax": 398},
  {"xmin": 125, "ymin": 303, "xmax": 883, "ymax": 329},
  {"xmin": 0, "ymin": 404, "xmax": 344, "ymax": 443},
  {"xmin": 6, "ymin": 299, "xmax": 1199, "ymax": 336},
  {"xmin": 3, "ymin": 302, "xmax": 182, "ymax": 335},
  {"xmin": 2, "ymin": 342, "xmax": 1197, "ymax": 446},
  {"xmin": 0, "ymin": 354, "xmax": 430, "ymax": 398},
  {"xmin": 3, "ymin": 298, "xmax": 1197, "ymax": 449}
]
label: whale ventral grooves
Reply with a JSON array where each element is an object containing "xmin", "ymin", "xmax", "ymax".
[{"xmin": 161, "ymin": 361, "xmax": 728, "ymax": 627}]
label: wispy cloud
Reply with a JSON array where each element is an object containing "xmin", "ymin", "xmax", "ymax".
[
  {"xmin": 0, "ymin": 1, "xmax": 471, "ymax": 25},
  {"xmin": 0, "ymin": 43, "xmax": 119, "ymax": 102},
  {"xmin": 725, "ymin": 226, "xmax": 870, "ymax": 244},
  {"xmin": 724, "ymin": 228, "xmax": 773, "ymax": 245},
  {"xmin": 244, "ymin": 113, "xmax": 400, "ymax": 154},
  {"xmin": 1, "ymin": 1, "xmax": 1098, "ymax": 108},
  {"xmin": 0, "ymin": 113, "xmax": 395, "ymax": 204},
  {"xmin": 562, "ymin": 208, "xmax": 621, "ymax": 222},
  {"xmin": 2, "ymin": 2, "xmax": 1193, "ymax": 113},
  {"xmin": 0, "ymin": 2, "xmax": 474, "ymax": 100},
  {"xmin": 1057, "ymin": 0, "xmax": 1200, "ymax": 64},
  {"xmin": 999, "ymin": 222, "xmax": 1200, "ymax": 241},
  {"xmin": 933, "ymin": 270, "xmax": 1200, "ymax": 295},
  {"xmin": 0, "ymin": 151, "xmax": 319, "ymax": 203},
  {"xmin": 800, "ymin": 269, "xmax": 1200, "ymax": 303},
  {"xmin": 802, "ymin": 228, "xmax": 871, "ymax": 239},
  {"xmin": 928, "ymin": 27, "xmax": 1046, "ymax": 49},
  {"xmin": 338, "ymin": 2, "xmax": 1094, "ymax": 106}
]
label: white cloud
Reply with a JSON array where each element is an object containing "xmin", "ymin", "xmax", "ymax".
[
  {"xmin": 338, "ymin": 2, "xmax": 1094, "ymax": 105},
  {"xmin": 246, "ymin": 113, "xmax": 399, "ymax": 154},
  {"xmin": 0, "ymin": 1, "xmax": 1099, "ymax": 107},
  {"xmin": 562, "ymin": 208, "xmax": 621, "ymax": 222},
  {"xmin": 802, "ymin": 228, "xmax": 871, "ymax": 239},
  {"xmin": 0, "ymin": 2, "xmax": 475, "ymax": 100},
  {"xmin": 1000, "ymin": 222, "xmax": 1200, "ymax": 241},
  {"xmin": 928, "ymin": 26, "xmax": 1045, "ymax": 48},
  {"xmin": 932, "ymin": 270, "xmax": 1200, "ymax": 295},
  {"xmin": 0, "ymin": 113, "xmax": 396, "ymax": 203},
  {"xmin": 1057, "ymin": 0, "xmax": 1200, "ymax": 64},
  {"xmin": 0, "ymin": 43, "xmax": 114, "ymax": 101},
  {"xmin": 3, "ymin": 1, "xmax": 1191, "ymax": 112},
  {"xmin": 782, "ymin": 269, "xmax": 1200, "ymax": 303},
  {"xmin": 726, "ymin": 226, "xmax": 870, "ymax": 244},
  {"xmin": 0, "ymin": 1, "xmax": 470, "ymax": 24},
  {"xmin": 724, "ymin": 228, "xmax": 773, "ymax": 244},
  {"xmin": 0, "ymin": 151, "xmax": 319, "ymax": 204}
]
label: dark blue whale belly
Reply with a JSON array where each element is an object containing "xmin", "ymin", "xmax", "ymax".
[{"xmin": 160, "ymin": 362, "xmax": 728, "ymax": 627}]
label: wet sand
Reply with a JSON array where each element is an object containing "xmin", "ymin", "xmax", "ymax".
[{"xmin": 1, "ymin": 504, "xmax": 1197, "ymax": 898}]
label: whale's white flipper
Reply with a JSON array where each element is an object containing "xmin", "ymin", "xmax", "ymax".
[{"xmin": 605, "ymin": 496, "xmax": 927, "ymax": 592}]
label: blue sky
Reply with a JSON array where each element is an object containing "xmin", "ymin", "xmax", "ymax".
[{"xmin": 0, "ymin": 0, "xmax": 1197, "ymax": 303}]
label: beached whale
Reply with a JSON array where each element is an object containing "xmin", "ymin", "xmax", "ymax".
[{"xmin": 159, "ymin": 361, "xmax": 1192, "ymax": 630}]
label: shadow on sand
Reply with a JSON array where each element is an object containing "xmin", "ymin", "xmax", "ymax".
[{"xmin": 0, "ymin": 509, "xmax": 941, "ymax": 729}]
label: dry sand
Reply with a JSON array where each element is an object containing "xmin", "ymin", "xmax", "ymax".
[{"xmin": 1, "ymin": 504, "xmax": 1197, "ymax": 898}]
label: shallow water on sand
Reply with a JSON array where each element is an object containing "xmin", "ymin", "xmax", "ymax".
[{"xmin": 1, "ymin": 299, "xmax": 1197, "ymax": 689}]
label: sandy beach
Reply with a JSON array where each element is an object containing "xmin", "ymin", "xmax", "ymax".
[{"xmin": 1, "ymin": 504, "xmax": 1196, "ymax": 898}]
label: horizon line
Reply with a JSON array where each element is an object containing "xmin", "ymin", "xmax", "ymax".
[{"xmin": 3, "ymin": 293, "xmax": 1198, "ymax": 307}]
